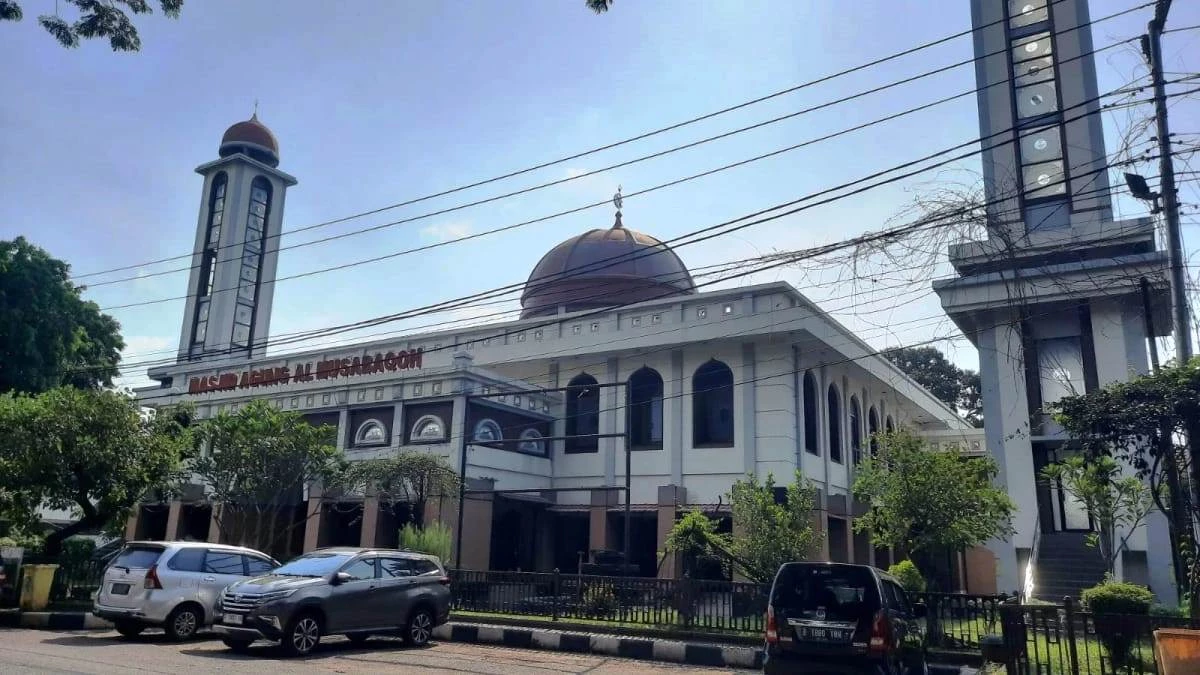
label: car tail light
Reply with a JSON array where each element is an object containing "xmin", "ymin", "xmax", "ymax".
[
  {"xmin": 869, "ymin": 609, "xmax": 890, "ymax": 653},
  {"xmin": 766, "ymin": 605, "xmax": 779, "ymax": 644},
  {"xmin": 144, "ymin": 565, "xmax": 163, "ymax": 590}
]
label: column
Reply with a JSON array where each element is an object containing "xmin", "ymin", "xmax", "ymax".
[
  {"xmin": 810, "ymin": 488, "xmax": 830, "ymax": 560},
  {"xmin": 442, "ymin": 478, "xmax": 494, "ymax": 569},
  {"xmin": 741, "ymin": 342, "xmax": 757, "ymax": 476},
  {"xmin": 207, "ymin": 505, "xmax": 223, "ymax": 544},
  {"xmin": 603, "ymin": 357, "xmax": 619, "ymax": 487},
  {"xmin": 360, "ymin": 492, "xmax": 380, "ymax": 547},
  {"xmin": 302, "ymin": 495, "xmax": 326, "ymax": 553},
  {"xmin": 669, "ymin": 350, "xmax": 685, "ymax": 484},
  {"xmin": 656, "ymin": 485, "xmax": 686, "ymax": 579},
  {"xmin": 164, "ymin": 499, "xmax": 183, "ymax": 541},
  {"xmin": 589, "ymin": 488, "xmax": 616, "ymax": 553},
  {"xmin": 123, "ymin": 509, "xmax": 140, "ymax": 540}
]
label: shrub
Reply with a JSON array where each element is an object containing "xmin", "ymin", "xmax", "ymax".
[
  {"xmin": 582, "ymin": 582, "xmax": 618, "ymax": 618},
  {"xmin": 888, "ymin": 560, "xmax": 927, "ymax": 593},
  {"xmin": 1150, "ymin": 604, "xmax": 1187, "ymax": 618},
  {"xmin": 398, "ymin": 521, "xmax": 452, "ymax": 563},
  {"xmin": 1081, "ymin": 580, "xmax": 1155, "ymax": 615}
]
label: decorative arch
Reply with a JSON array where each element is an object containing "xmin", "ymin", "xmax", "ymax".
[
  {"xmin": 828, "ymin": 384, "xmax": 843, "ymax": 463},
  {"xmin": 565, "ymin": 373, "xmax": 600, "ymax": 453},
  {"xmin": 693, "ymin": 359, "xmax": 734, "ymax": 447},
  {"xmin": 803, "ymin": 371, "xmax": 819, "ymax": 455},
  {"xmin": 473, "ymin": 418, "xmax": 503, "ymax": 444},
  {"xmin": 627, "ymin": 367, "xmax": 664, "ymax": 450},
  {"xmin": 885, "ymin": 415, "xmax": 895, "ymax": 434},
  {"xmin": 410, "ymin": 414, "xmax": 447, "ymax": 443},
  {"xmin": 518, "ymin": 428, "xmax": 545, "ymax": 455},
  {"xmin": 354, "ymin": 419, "xmax": 387, "ymax": 446},
  {"xmin": 868, "ymin": 406, "xmax": 880, "ymax": 456},
  {"xmin": 849, "ymin": 396, "xmax": 862, "ymax": 465},
  {"xmin": 231, "ymin": 176, "xmax": 273, "ymax": 349},
  {"xmin": 190, "ymin": 171, "xmax": 228, "ymax": 352}
]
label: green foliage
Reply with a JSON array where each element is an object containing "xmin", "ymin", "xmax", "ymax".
[
  {"xmin": 852, "ymin": 430, "xmax": 1015, "ymax": 571},
  {"xmin": 585, "ymin": 0, "xmax": 613, "ymax": 13},
  {"xmin": 191, "ymin": 400, "xmax": 341, "ymax": 557},
  {"xmin": 582, "ymin": 582, "xmax": 618, "ymax": 617},
  {"xmin": 1081, "ymin": 579, "xmax": 1155, "ymax": 615},
  {"xmin": 1042, "ymin": 456, "xmax": 1159, "ymax": 577},
  {"xmin": 888, "ymin": 560, "xmax": 927, "ymax": 592},
  {"xmin": 343, "ymin": 453, "xmax": 460, "ymax": 528},
  {"xmin": 0, "ymin": 237, "xmax": 124, "ymax": 394},
  {"xmin": 0, "ymin": 0, "xmax": 181, "ymax": 51},
  {"xmin": 884, "ymin": 346, "xmax": 983, "ymax": 427},
  {"xmin": 0, "ymin": 387, "xmax": 190, "ymax": 555},
  {"xmin": 399, "ymin": 521, "xmax": 452, "ymax": 563},
  {"xmin": 662, "ymin": 471, "xmax": 820, "ymax": 584},
  {"xmin": 0, "ymin": 530, "xmax": 44, "ymax": 553}
]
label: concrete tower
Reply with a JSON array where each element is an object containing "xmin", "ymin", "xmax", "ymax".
[
  {"xmin": 934, "ymin": 0, "xmax": 1173, "ymax": 600},
  {"xmin": 176, "ymin": 115, "xmax": 297, "ymax": 363}
]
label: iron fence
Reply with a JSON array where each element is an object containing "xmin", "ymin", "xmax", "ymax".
[
  {"xmin": 911, "ymin": 591, "xmax": 1009, "ymax": 652},
  {"xmin": 993, "ymin": 599, "xmax": 1195, "ymax": 675},
  {"xmin": 450, "ymin": 569, "xmax": 769, "ymax": 634}
]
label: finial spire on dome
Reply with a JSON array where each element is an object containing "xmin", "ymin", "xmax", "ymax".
[
  {"xmin": 252, "ymin": 99, "xmax": 259, "ymax": 121},
  {"xmin": 612, "ymin": 185, "xmax": 624, "ymax": 229}
]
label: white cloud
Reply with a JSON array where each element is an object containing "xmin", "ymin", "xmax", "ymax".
[
  {"xmin": 122, "ymin": 334, "xmax": 173, "ymax": 359},
  {"xmin": 420, "ymin": 221, "xmax": 474, "ymax": 242}
]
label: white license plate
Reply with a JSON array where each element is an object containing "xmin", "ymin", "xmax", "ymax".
[{"xmin": 224, "ymin": 614, "xmax": 243, "ymax": 625}]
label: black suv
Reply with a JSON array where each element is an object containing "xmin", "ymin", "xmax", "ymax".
[
  {"xmin": 763, "ymin": 562, "xmax": 927, "ymax": 674},
  {"xmin": 213, "ymin": 547, "xmax": 451, "ymax": 657}
]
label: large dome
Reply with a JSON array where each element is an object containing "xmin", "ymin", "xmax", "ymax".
[
  {"xmin": 520, "ymin": 219, "xmax": 696, "ymax": 319},
  {"xmin": 219, "ymin": 114, "xmax": 280, "ymax": 167}
]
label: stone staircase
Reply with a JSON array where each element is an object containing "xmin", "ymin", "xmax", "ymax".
[{"xmin": 1034, "ymin": 532, "xmax": 1108, "ymax": 602}]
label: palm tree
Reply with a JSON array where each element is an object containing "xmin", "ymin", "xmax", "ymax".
[{"xmin": 586, "ymin": 0, "xmax": 612, "ymax": 13}]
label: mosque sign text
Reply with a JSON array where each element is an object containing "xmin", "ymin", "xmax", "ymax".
[{"xmin": 187, "ymin": 348, "xmax": 424, "ymax": 394}]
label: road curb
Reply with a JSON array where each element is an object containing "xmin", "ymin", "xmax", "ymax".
[
  {"xmin": 0, "ymin": 610, "xmax": 112, "ymax": 630},
  {"xmin": 432, "ymin": 622, "xmax": 764, "ymax": 669}
]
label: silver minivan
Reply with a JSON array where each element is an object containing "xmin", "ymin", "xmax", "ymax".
[{"xmin": 93, "ymin": 541, "xmax": 277, "ymax": 640}]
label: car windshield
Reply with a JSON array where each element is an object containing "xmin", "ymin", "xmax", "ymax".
[
  {"xmin": 771, "ymin": 565, "xmax": 880, "ymax": 622},
  {"xmin": 271, "ymin": 552, "xmax": 355, "ymax": 577}
]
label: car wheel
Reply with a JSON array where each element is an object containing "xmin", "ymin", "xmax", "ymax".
[
  {"xmin": 404, "ymin": 607, "xmax": 433, "ymax": 647},
  {"xmin": 281, "ymin": 612, "xmax": 322, "ymax": 657},
  {"xmin": 164, "ymin": 605, "xmax": 201, "ymax": 641},
  {"xmin": 347, "ymin": 633, "xmax": 370, "ymax": 646},
  {"xmin": 114, "ymin": 621, "xmax": 143, "ymax": 638},
  {"xmin": 222, "ymin": 638, "xmax": 253, "ymax": 653}
]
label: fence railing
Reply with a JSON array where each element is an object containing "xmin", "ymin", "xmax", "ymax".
[
  {"xmin": 2, "ymin": 554, "xmax": 107, "ymax": 609},
  {"xmin": 450, "ymin": 569, "xmax": 769, "ymax": 635},
  {"xmin": 994, "ymin": 599, "xmax": 1195, "ymax": 675},
  {"xmin": 911, "ymin": 591, "xmax": 1010, "ymax": 652}
]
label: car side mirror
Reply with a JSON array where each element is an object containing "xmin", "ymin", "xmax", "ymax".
[
  {"xmin": 333, "ymin": 571, "xmax": 353, "ymax": 585},
  {"xmin": 912, "ymin": 602, "xmax": 928, "ymax": 618}
]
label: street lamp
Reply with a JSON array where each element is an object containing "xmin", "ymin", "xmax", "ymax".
[{"xmin": 1124, "ymin": 172, "xmax": 1161, "ymax": 213}]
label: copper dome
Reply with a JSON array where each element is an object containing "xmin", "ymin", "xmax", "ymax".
[
  {"xmin": 520, "ymin": 222, "xmax": 696, "ymax": 319},
  {"xmin": 219, "ymin": 115, "xmax": 280, "ymax": 167}
]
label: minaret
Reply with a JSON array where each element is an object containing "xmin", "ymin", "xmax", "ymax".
[{"xmin": 176, "ymin": 113, "xmax": 297, "ymax": 362}]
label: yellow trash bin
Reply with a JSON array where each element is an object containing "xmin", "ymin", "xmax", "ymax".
[
  {"xmin": 18, "ymin": 564, "xmax": 59, "ymax": 612},
  {"xmin": 1154, "ymin": 628, "xmax": 1200, "ymax": 675}
]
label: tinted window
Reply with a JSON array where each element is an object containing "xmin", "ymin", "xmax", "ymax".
[
  {"xmin": 885, "ymin": 581, "xmax": 912, "ymax": 614},
  {"xmin": 771, "ymin": 565, "xmax": 881, "ymax": 621},
  {"xmin": 340, "ymin": 558, "xmax": 376, "ymax": 581},
  {"xmin": 244, "ymin": 555, "xmax": 275, "ymax": 576},
  {"xmin": 166, "ymin": 548, "xmax": 205, "ymax": 572},
  {"xmin": 411, "ymin": 559, "xmax": 439, "ymax": 575},
  {"xmin": 379, "ymin": 558, "xmax": 413, "ymax": 578},
  {"xmin": 273, "ymin": 552, "xmax": 355, "ymax": 577},
  {"xmin": 112, "ymin": 546, "xmax": 164, "ymax": 570},
  {"xmin": 203, "ymin": 550, "xmax": 244, "ymax": 575}
]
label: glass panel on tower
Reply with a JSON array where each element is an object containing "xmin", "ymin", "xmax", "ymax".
[
  {"xmin": 1023, "ymin": 160, "xmax": 1067, "ymax": 199},
  {"xmin": 1015, "ymin": 81, "xmax": 1059, "ymax": 118},
  {"xmin": 1020, "ymin": 126, "xmax": 1063, "ymax": 163},
  {"xmin": 1008, "ymin": 0, "xmax": 1048, "ymax": 28},
  {"xmin": 1012, "ymin": 32, "xmax": 1053, "ymax": 62}
]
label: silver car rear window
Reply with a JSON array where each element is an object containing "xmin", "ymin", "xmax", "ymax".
[{"xmin": 112, "ymin": 545, "xmax": 165, "ymax": 569}]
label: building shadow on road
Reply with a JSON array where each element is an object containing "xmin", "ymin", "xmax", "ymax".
[
  {"xmin": 40, "ymin": 631, "xmax": 222, "ymax": 648},
  {"xmin": 179, "ymin": 636, "xmax": 434, "ymax": 662}
]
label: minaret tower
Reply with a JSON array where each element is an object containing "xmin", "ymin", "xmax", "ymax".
[{"xmin": 177, "ymin": 114, "xmax": 297, "ymax": 362}]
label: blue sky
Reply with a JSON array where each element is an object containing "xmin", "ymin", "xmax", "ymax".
[{"xmin": 1, "ymin": 0, "xmax": 1197, "ymax": 388}]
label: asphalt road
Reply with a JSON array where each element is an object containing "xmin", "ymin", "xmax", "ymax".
[{"xmin": 0, "ymin": 629, "xmax": 755, "ymax": 674}]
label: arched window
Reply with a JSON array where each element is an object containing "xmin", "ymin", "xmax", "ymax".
[
  {"xmin": 473, "ymin": 419, "xmax": 502, "ymax": 444},
  {"xmin": 803, "ymin": 371, "xmax": 818, "ymax": 455},
  {"xmin": 232, "ymin": 177, "xmax": 272, "ymax": 349},
  {"xmin": 354, "ymin": 419, "xmax": 387, "ymax": 446},
  {"xmin": 518, "ymin": 429, "xmax": 544, "ymax": 455},
  {"xmin": 565, "ymin": 373, "xmax": 600, "ymax": 453},
  {"xmin": 190, "ymin": 172, "xmax": 227, "ymax": 354},
  {"xmin": 828, "ymin": 385, "xmax": 843, "ymax": 463},
  {"xmin": 627, "ymin": 367, "xmax": 664, "ymax": 450},
  {"xmin": 693, "ymin": 359, "xmax": 734, "ymax": 447},
  {"xmin": 411, "ymin": 415, "xmax": 446, "ymax": 443},
  {"xmin": 849, "ymin": 396, "xmax": 862, "ymax": 465},
  {"xmin": 885, "ymin": 415, "xmax": 895, "ymax": 434},
  {"xmin": 868, "ymin": 407, "xmax": 880, "ymax": 456}
]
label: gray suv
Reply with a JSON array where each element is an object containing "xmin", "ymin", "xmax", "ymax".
[{"xmin": 213, "ymin": 547, "xmax": 451, "ymax": 656}]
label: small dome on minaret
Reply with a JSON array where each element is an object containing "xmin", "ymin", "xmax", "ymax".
[{"xmin": 219, "ymin": 113, "xmax": 280, "ymax": 167}]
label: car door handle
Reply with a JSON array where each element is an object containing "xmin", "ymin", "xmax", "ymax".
[{"xmin": 203, "ymin": 576, "xmax": 215, "ymax": 582}]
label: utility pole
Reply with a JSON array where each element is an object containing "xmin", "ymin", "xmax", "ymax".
[{"xmin": 1145, "ymin": 0, "xmax": 1192, "ymax": 361}]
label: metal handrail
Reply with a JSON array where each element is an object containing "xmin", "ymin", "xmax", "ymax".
[{"xmin": 1023, "ymin": 514, "xmax": 1041, "ymax": 602}]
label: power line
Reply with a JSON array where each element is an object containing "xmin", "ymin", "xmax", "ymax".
[{"xmin": 74, "ymin": 2, "xmax": 1155, "ymax": 287}]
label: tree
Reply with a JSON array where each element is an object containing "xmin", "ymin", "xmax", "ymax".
[
  {"xmin": 586, "ymin": 0, "xmax": 612, "ymax": 13},
  {"xmin": 191, "ymin": 400, "xmax": 342, "ymax": 558},
  {"xmin": 664, "ymin": 470, "xmax": 820, "ymax": 584},
  {"xmin": 852, "ymin": 429, "xmax": 1015, "ymax": 586},
  {"xmin": 340, "ymin": 452, "xmax": 460, "ymax": 530},
  {"xmin": 0, "ymin": 0, "xmax": 181, "ymax": 51},
  {"xmin": 0, "ymin": 387, "xmax": 190, "ymax": 555},
  {"xmin": 0, "ymin": 237, "xmax": 124, "ymax": 394},
  {"xmin": 884, "ymin": 346, "xmax": 983, "ymax": 427},
  {"xmin": 1051, "ymin": 358, "xmax": 1200, "ymax": 612},
  {"xmin": 1042, "ymin": 456, "xmax": 1159, "ymax": 578}
]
